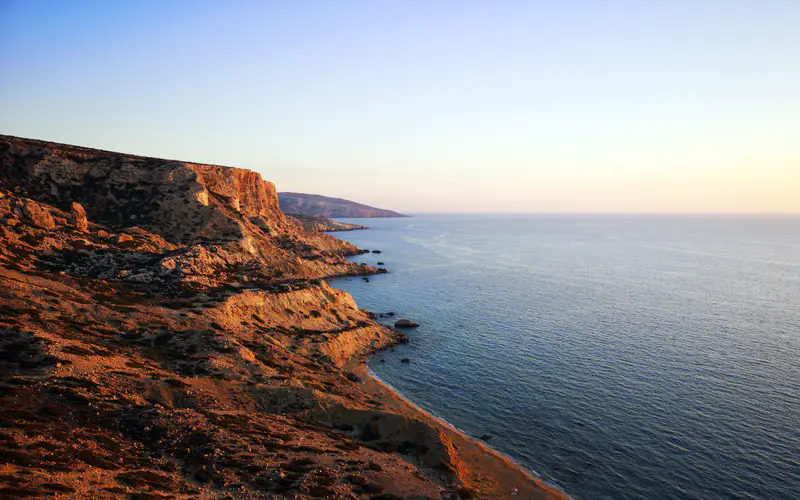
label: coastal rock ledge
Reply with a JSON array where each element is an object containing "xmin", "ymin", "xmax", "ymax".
[{"xmin": 0, "ymin": 135, "xmax": 565, "ymax": 499}]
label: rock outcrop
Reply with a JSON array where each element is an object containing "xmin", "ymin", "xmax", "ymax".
[{"xmin": 68, "ymin": 201, "xmax": 88, "ymax": 232}]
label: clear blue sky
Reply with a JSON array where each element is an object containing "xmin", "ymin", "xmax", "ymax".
[{"xmin": 2, "ymin": 1, "xmax": 798, "ymax": 213}]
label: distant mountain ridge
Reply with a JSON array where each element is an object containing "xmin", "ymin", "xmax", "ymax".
[{"xmin": 279, "ymin": 192, "xmax": 408, "ymax": 218}]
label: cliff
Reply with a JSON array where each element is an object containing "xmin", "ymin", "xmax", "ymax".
[
  {"xmin": 0, "ymin": 135, "xmax": 562, "ymax": 499},
  {"xmin": 279, "ymin": 192, "xmax": 408, "ymax": 219}
]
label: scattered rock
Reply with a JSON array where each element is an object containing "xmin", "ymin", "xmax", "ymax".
[
  {"xmin": 362, "ymin": 277, "xmax": 370, "ymax": 282},
  {"xmin": 387, "ymin": 312, "xmax": 396, "ymax": 317},
  {"xmin": 68, "ymin": 202, "xmax": 88, "ymax": 232},
  {"xmin": 117, "ymin": 233, "xmax": 133, "ymax": 244},
  {"xmin": 371, "ymin": 250, "xmax": 382, "ymax": 254},
  {"xmin": 70, "ymin": 238, "xmax": 92, "ymax": 248},
  {"xmin": 480, "ymin": 434, "xmax": 493, "ymax": 441},
  {"xmin": 394, "ymin": 319, "xmax": 419, "ymax": 328},
  {"xmin": 376, "ymin": 261, "xmax": 384, "ymax": 265},
  {"xmin": 20, "ymin": 199, "xmax": 55, "ymax": 229},
  {"xmin": 400, "ymin": 358, "xmax": 410, "ymax": 364}
]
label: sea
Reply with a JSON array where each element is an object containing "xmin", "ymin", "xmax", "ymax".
[{"xmin": 329, "ymin": 214, "xmax": 800, "ymax": 500}]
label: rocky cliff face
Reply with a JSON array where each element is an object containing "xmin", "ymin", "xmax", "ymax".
[
  {"xmin": 0, "ymin": 135, "xmax": 380, "ymax": 287},
  {"xmin": 3, "ymin": 136, "xmax": 284, "ymax": 242},
  {"xmin": 0, "ymin": 135, "xmax": 463, "ymax": 499},
  {"xmin": 0, "ymin": 136, "xmax": 561, "ymax": 500}
]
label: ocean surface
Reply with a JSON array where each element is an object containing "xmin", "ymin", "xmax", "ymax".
[{"xmin": 329, "ymin": 214, "xmax": 800, "ymax": 500}]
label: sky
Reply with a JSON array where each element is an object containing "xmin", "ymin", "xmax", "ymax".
[{"xmin": 1, "ymin": 0, "xmax": 798, "ymax": 213}]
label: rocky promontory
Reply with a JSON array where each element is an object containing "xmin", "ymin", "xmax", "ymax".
[
  {"xmin": 287, "ymin": 213, "xmax": 369, "ymax": 233},
  {"xmin": 0, "ymin": 135, "xmax": 563, "ymax": 499}
]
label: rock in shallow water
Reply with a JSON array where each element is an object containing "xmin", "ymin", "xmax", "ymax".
[{"xmin": 394, "ymin": 319, "xmax": 419, "ymax": 328}]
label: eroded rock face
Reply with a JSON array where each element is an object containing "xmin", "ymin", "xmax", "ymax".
[{"xmin": 1, "ymin": 136, "xmax": 285, "ymax": 244}]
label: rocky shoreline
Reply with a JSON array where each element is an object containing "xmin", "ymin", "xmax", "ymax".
[
  {"xmin": 286, "ymin": 213, "xmax": 369, "ymax": 233},
  {"xmin": 0, "ymin": 135, "xmax": 564, "ymax": 499}
]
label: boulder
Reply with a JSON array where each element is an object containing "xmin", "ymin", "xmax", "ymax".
[
  {"xmin": 394, "ymin": 319, "xmax": 419, "ymax": 328},
  {"xmin": 371, "ymin": 250, "xmax": 382, "ymax": 254},
  {"xmin": 69, "ymin": 202, "xmax": 88, "ymax": 232},
  {"xmin": 400, "ymin": 358, "xmax": 410, "ymax": 364},
  {"xmin": 20, "ymin": 200, "xmax": 55, "ymax": 229},
  {"xmin": 117, "ymin": 233, "xmax": 134, "ymax": 245}
]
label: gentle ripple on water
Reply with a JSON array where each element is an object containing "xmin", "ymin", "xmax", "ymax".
[{"xmin": 330, "ymin": 215, "xmax": 800, "ymax": 500}]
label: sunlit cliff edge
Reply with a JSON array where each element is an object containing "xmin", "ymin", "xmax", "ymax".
[{"xmin": 0, "ymin": 135, "xmax": 563, "ymax": 499}]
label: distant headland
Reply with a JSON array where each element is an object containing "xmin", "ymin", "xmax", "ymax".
[{"xmin": 279, "ymin": 192, "xmax": 409, "ymax": 219}]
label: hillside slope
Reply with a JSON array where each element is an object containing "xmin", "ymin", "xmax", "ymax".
[
  {"xmin": 279, "ymin": 192, "xmax": 407, "ymax": 219},
  {"xmin": 0, "ymin": 135, "xmax": 562, "ymax": 500}
]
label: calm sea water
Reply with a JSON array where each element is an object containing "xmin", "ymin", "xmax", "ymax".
[{"xmin": 330, "ymin": 214, "xmax": 800, "ymax": 500}]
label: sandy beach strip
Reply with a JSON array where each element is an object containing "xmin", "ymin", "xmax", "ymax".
[{"xmin": 344, "ymin": 359, "xmax": 570, "ymax": 500}]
